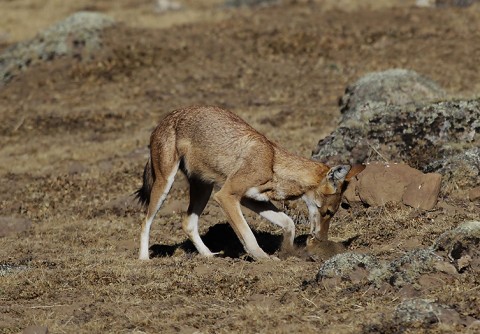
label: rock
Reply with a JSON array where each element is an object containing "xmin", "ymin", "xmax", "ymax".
[
  {"xmin": 23, "ymin": 326, "xmax": 48, "ymax": 334},
  {"xmin": 433, "ymin": 261, "xmax": 458, "ymax": 275},
  {"xmin": 467, "ymin": 321, "xmax": 480, "ymax": 332},
  {"xmin": 312, "ymin": 98, "xmax": 480, "ymax": 198},
  {"xmin": 365, "ymin": 222, "xmax": 479, "ymax": 288},
  {"xmin": 316, "ymin": 252, "xmax": 381, "ymax": 283},
  {"xmin": 0, "ymin": 216, "xmax": 32, "ymax": 237},
  {"xmin": 0, "ymin": 12, "xmax": 115, "ymax": 84},
  {"xmin": 425, "ymin": 147, "xmax": 480, "ymax": 195},
  {"xmin": 416, "ymin": 0, "xmax": 478, "ymax": 7},
  {"xmin": 338, "ymin": 69, "xmax": 445, "ymax": 122},
  {"xmin": 0, "ymin": 263, "xmax": 28, "ymax": 276},
  {"xmin": 369, "ymin": 249, "xmax": 445, "ymax": 288},
  {"xmin": 344, "ymin": 162, "xmax": 441, "ymax": 210},
  {"xmin": 313, "ymin": 99, "xmax": 479, "ymax": 168},
  {"xmin": 433, "ymin": 221, "xmax": 480, "ymax": 272},
  {"xmin": 154, "ymin": 0, "xmax": 182, "ymax": 13},
  {"xmin": 403, "ymin": 174, "xmax": 442, "ymax": 210},
  {"xmin": 394, "ymin": 298, "xmax": 463, "ymax": 327}
]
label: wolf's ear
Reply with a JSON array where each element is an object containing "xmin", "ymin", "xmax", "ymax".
[
  {"xmin": 345, "ymin": 164, "xmax": 366, "ymax": 181},
  {"xmin": 320, "ymin": 165, "xmax": 351, "ymax": 194}
]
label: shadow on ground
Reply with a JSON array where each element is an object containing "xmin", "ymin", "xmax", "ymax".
[{"xmin": 150, "ymin": 223, "xmax": 314, "ymax": 259}]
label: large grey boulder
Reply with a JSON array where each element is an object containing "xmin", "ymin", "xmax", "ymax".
[
  {"xmin": 312, "ymin": 100, "xmax": 480, "ymax": 179},
  {"xmin": 338, "ymin": 69, "xmax": 445, "ymax": 122},
  {"xmin": 0, "ymin": 12, "xmax": 114, "ymax": 85},
  {"xmin": 314, "ymin": 70, "xmax": 479, "ymax": 196}
]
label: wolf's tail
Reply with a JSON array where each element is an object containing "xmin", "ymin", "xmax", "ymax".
[{"xmin": 135, "ymin": 157, "xmax": 155, "ymax": 207}]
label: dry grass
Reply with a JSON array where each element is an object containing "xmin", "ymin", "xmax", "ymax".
[{"xmin": 1, "ymin": 1, "xmax": 480, "ymax": 333}]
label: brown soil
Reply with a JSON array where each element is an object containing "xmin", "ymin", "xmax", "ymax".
[{"xmin": 1, "ymin": 1, "xmax": 479, "ymax": 333}]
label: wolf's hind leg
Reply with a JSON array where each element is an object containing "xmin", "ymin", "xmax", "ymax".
[{"xmin": 182, "ymin": 177, "xmax": 216, "ymax": 256}]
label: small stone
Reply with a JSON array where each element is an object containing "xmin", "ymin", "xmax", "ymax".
[{"xmin": 433, "ymin": 261, "xmax": 458, "ymax": 275}]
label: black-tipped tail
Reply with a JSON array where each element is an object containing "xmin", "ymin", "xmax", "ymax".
[{"xmin": 135, "ymin": 158, "xmax": 155, "ymax": 207}]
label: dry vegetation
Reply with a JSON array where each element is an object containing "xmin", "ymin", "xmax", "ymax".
[{"xmin": 0, "ymin": 0, "xmax": 479, "ymax": 333}]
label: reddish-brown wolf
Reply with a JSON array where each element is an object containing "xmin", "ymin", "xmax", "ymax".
[{"xmin": 136, "ymin": 106, "xmax": 363, "ymax": 260}]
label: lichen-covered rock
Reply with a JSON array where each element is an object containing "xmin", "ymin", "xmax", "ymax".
[
  {"xmin": 369, "ymin": 249, "xmax": 445, "ymax": 287},
  {"xmin": 316, "ymin": 252, "xmax": 380, "ymax": 283},
  {"xmin": 417, "ymin": 0, "xmax": 478, "ymax": 7},
  {"xmin": 425, "ymin": 147, "xmax": 480, "ymax": 194},
  {"xmin": 338, "ymin": 69, "xmax": 445, "ymax": 122},
  {"xmin": 394, "ymin": 298, "xmax": 463, "ymax": 327},
  {"xmin": 0, "ymin": 12, "xmax": 115, "ymax": 85},
  {"xmin": 433, "ymin": 221, "xmax": 480, "ymax": 272},
  {"xmin": 312, "ymin": 100, "xmax": 480, "ymax": 175},
  {"xmin": 0, "ymin": 263, "xmax": 28, "ymax": 276},
  {"xmin": 154, "ymin": 0, "xmax": 182, "ymax": 13}
]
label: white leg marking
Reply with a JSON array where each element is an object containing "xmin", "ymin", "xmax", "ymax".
[
  {"xmin": 183, "ymin": 213, "xmax": 215, "ymax": 256},
  {"xmin": 139, "ymin": 162, "xmax": 179, "ymax": 260},
  {"xmin": 139, "ymin": 217, "xmax": 155, "ymax": 260},
  {"xmin": 260, "ymin": 210, "xmax": 295, "ymax": 246},
  {"xmin": 233, "ymin": 203, "xmax": 269, "ymax": 259},
  {"xmin": 303, "ymin": 195, "xmax": 320, "ymax": 235}
]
